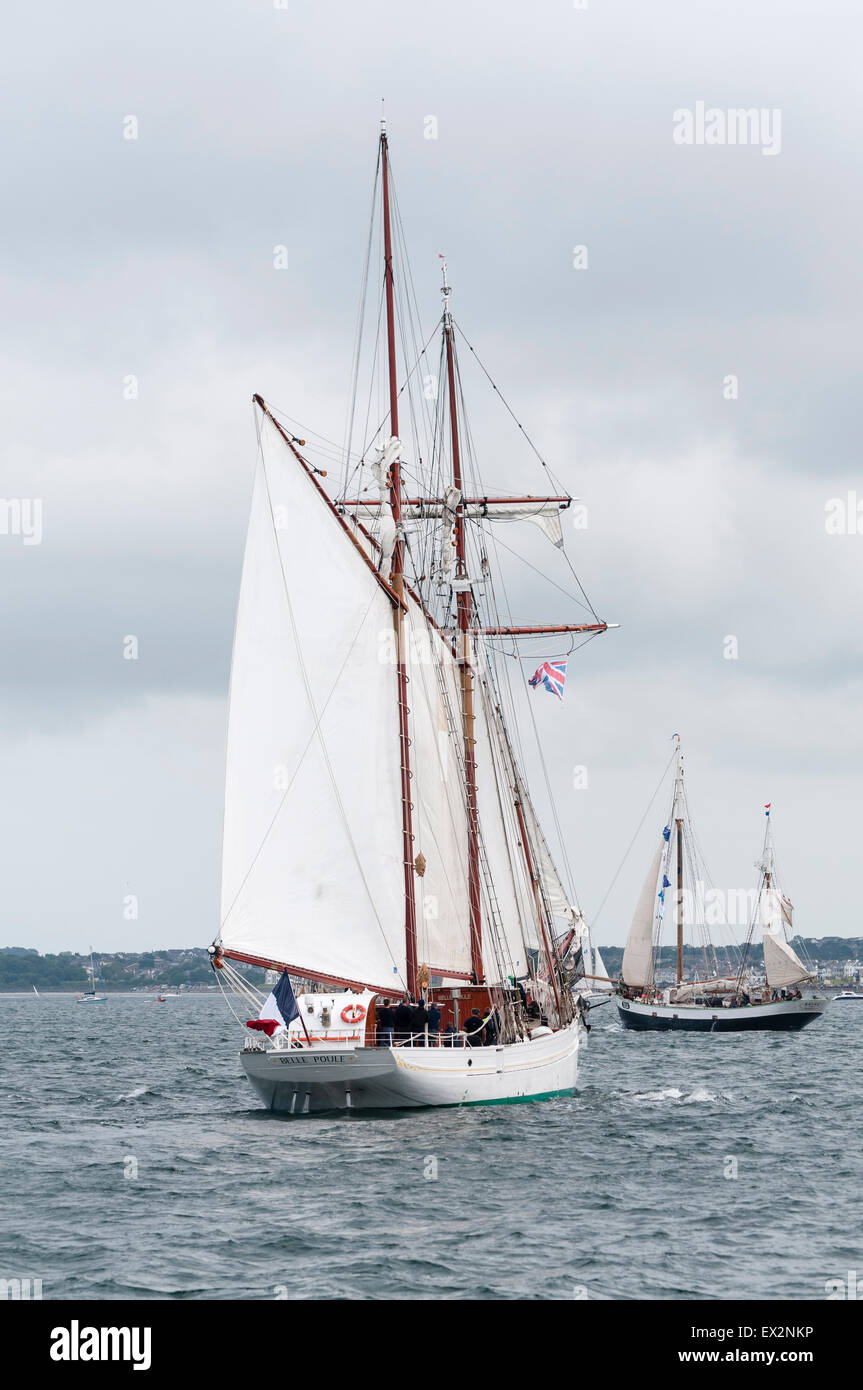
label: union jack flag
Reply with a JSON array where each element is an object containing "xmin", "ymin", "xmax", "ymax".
[{"xmin": 528, "ymin": 660, "xmax": 567, "ymax": 700}]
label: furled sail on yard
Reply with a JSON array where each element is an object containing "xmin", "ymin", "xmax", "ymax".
[{"xmin": 347, "ymin": 496, "xmax": 569, "ymax": 547}]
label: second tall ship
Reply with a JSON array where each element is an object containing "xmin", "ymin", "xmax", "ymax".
[{"xmin": 616, "ymin": 741, "xmax": 828, "ymax": 1032}]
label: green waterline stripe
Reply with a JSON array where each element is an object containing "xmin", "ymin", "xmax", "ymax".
[{"xmin": 460, "ymin": 1086, "xmax": 575, "ymax": 1107}]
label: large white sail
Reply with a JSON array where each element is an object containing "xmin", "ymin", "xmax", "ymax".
[
  {"xmin": 763, "ymin": 932, "xmax": 810, "ymax": 989},
  {"xmin": 473, "ymin": 676, "xmax": 539, "ymax": 980},
  {"xmin": 621, "ymin": 843, "xmax": 663, "ymax": 987},
  {"xmin": 404, "ymin": 597, "xmax": 473, "ymax": 977},
  {"xmin": 218, "ymin": 411, "xmax": 407, "ymax": 990}
]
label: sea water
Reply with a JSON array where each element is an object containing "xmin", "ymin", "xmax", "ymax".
[{"xmin": 1, "ymin": 992, "xmax": 860, "ymax": 1300}]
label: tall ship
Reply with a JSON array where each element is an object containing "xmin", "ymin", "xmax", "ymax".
[
  {"xmin": 616, "ymin": 740, "xmax": 828, "ymax": 1032},
  {"xmin": 209, "ymin": 124, "xmax": 611, "ymax": 1111}
]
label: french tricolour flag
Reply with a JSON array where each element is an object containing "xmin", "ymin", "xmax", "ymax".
[
  {"xmin": 529, "ymin": 660, "xmax": 567, "ymax": 700},
  {"xmin": 246, "ymin": 971, "xmax": 300, "ymax": 1038}
]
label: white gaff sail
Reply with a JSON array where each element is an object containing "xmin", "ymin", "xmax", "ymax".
[
  {"xmin": 403, "ymin": 596, "xmax": 473, "ymax": 978},
  {"xmin": 472, "ymin": 679, "xmax": 539, "ymax": 981},
  {"xmin": 763, "ymin": 932, "xmax": 810, "ymax": 989},
  {"xmin": 621, "ymin": 843, "xmax": 664, "ymax": 988}
]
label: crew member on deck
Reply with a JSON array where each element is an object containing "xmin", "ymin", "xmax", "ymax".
[
  {"xmin": 484, "ymin": 1005, "xmax": 499, "ymax": 1046},
  {"xmin": 427, "ymin": 1000, "xmax": 441, "ymax": 1043},
  {"xmin": 463, "ymin": 1007, "xmax": 486, "ymax": 1046},
  {"xmin": 413, "ymin": 997, "xmax": 429, "ymax": 1043},
  {"xmin": 377, "ymin": 998, "xmax": 395, "ymax": 1047},
  {"xmin": 394, "ymin": 998, "xmax": 415, "ymax": 1044}
]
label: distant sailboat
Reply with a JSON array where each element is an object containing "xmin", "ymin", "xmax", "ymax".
[
  {"xmin": 75, "ymin": 951, "xmax": 107, "ymax": 1004},
  {"xmin": 568, "ymin": 920, "xmax": 614, "ymax": 1009},
  {"xmin": 32, "ymin": 985, "xmax": 39, "ymax": 996},
  {"xmin": 615, "ymin": 741, "xmax": 828, "ymax": 1032}
]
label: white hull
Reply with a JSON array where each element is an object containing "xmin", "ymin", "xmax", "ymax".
[{"xmin": 240, "ymin": 1019, "xmax": 583, "ymax": 1113}]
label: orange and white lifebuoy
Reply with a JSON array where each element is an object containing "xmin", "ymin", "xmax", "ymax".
[{"xmin": 340, "ymin": 1003, "xmax": 366, "ymax": 1024}]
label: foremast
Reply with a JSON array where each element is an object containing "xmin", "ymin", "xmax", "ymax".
[{"xmin": 381, "ymin": 122, "xmax": 419, "ymax": 996}]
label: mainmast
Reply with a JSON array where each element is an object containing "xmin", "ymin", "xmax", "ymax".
[
  {"xmin": 441, "ymin": 258, "xmax": 483, "ymax": 983},
  {"xmin": 674, "ymin": 739, "xmax": 684, "ymax": 985},
  {"xmin": 381, "ymin": 123, "xmax": 418, "ymax": 996}
]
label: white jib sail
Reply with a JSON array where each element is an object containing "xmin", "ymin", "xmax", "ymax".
[
  {"xmin": 621, "ymin": 843, "xmax": 664, "ymax": 987},
  {"xmin": 763, "ymin": 932, "xmax": 810, "ymax": 989},
  {"xmin": 593, "ymin": 946, "xmax": 614, "ymax": 993},
  {"xmin": 218, "ymin": 411, "xmax": 407, "ymax": 989}
]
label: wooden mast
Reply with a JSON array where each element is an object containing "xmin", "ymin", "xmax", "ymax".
[
  {"xmin": 442, "ymin": 259, "xmax": 483, "ymax": 983},
  {"xmin": 380, "ymin": 124, "xmax": 418, "ymax": 997},
  {"xmin": 675, "ymin": 740, "xmax": 684, "ymax": 985}
]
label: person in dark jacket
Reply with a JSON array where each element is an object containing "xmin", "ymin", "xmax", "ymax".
[
  {"xmin": 427, "ymin": 1001, "xmax": 441, "ymax": 1043},
  {"xmin": 463, "ymin": 1007, "xmax": 486, "ymax": 1046},
  {"xmin": 394, "ymin": 999, "xmax": 415, "ymax": 1044},
  {"xmin": 377, "ymin": 999, "xmax": 395, "ymax": 1047},
  {"xmin": 413, "ymin": 999, "xmax": 429, "ymax": 1042},
  {"xmin": 484, "ymin": 1005, "xmax": 498, "ymax": 1046}
]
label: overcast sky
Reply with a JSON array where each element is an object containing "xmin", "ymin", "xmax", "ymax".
[{"xmin": 2, "ymin": 0, "xmax": 861, "ymax": 955}]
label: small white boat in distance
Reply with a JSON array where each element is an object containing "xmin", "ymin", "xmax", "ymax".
[
  {"xmin": 75, "ymin": 951, "xmax": 107, "ymax": 1003},
  {"xmin": 834, "ymin": 990, "xmax": 863, "ymax": 1001}
]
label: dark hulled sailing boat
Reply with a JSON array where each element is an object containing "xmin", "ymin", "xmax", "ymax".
[{"xmin": 616, "ymin": 741, "xmax": 828, "ymax": 1032}]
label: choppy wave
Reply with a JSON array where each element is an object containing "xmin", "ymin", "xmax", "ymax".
[{"xmin": 1, "ymin": 992, "xmax": 860, "ymax": 1299}]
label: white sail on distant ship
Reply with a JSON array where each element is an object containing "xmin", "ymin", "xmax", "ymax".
[{"xmin": 210, "ymin": 124, "xmax": 612, "ymax": 1111}]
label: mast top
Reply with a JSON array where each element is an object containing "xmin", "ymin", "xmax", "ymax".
[
  {"xmin": 672, "ymin": 734, "xmax": 684, "ymax": 815},
  {"xmin": 439, "ymin": 254, "xmax": 452, "ymax": 322}
]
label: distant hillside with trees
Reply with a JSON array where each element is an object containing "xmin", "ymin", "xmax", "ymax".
[
  {"xmin": 0, "ymin": 947, "xmax": 269, "ymax": 992},
  {"xmin": 596, "ymin": 937, "xmax": 862, "ymax": 979}
]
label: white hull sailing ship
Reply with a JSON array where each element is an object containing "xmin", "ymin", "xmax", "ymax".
[
  {"xmin": 616, "ymin": 742, "xmax": 827, "ymax": 1033},
  {"xmin": 210, "ymin": 124, "xmax": 611, "ymax": 1112}
]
